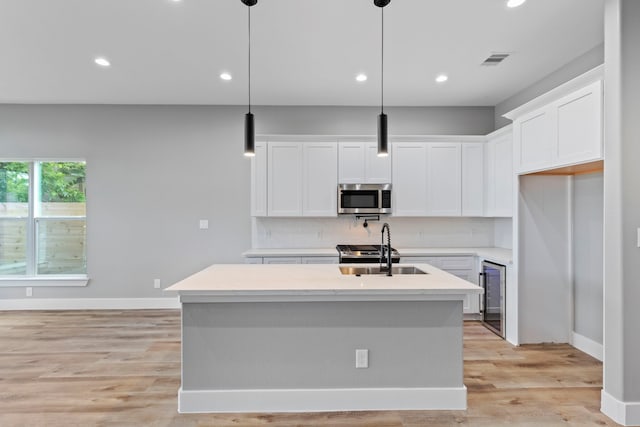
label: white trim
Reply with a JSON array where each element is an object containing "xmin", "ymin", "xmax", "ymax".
[
  {"xmin": 0, "ymin": 297, "xmax": 180, "ymax": 310},
  {"xmin": 0, "ymin": 276, "xmax": 89, "ymax": 287},
  {"xmin": 601, "ymin": 390, "xmax": 640, "ymax": 426},
  {"xmin": 485, "ymin": 124, "xmax": 513, "ymax": 139},
  {"xmin": 178, "ymin": 386, "xmax": 467, "ymax": 413},
  {"xmin": 571, "ymin": 332, "xmax": 603, "ymax": 361}
]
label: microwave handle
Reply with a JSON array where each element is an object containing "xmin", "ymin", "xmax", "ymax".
[{"xmin": 478, "ymin": 272, "xmax": 485, "ymax": 314}]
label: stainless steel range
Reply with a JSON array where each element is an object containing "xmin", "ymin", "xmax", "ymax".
[{"xmin": 336, "ymin": 244, "xmax": 400, "ymax": 264}]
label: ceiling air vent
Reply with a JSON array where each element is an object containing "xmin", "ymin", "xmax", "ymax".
[{"xmin": 481, "ymin": 53, "xmax": 510, "ymax": 66}]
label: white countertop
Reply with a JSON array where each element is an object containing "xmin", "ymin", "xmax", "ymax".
[
  {"xmin": 242, "ymin": 247, "xmax": 512, "ymax": 264},
  {"xmin": 166, "ymin": 263, "xmax": 482, "ymax": 300}
]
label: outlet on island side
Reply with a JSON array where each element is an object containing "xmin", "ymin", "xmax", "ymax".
[
  {"xmin": 355, "ymin": 349, "xmax": 369, "ymax": 369},
  {"xmin": 26, "ymin": 287, "xmax": 33, "ymax": 297},
  {"xmin": 154, "ymin": 279, "xmax": 161, "ymax": 289}
]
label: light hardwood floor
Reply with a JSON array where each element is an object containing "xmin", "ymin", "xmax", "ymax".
[{"xmin": 0, "ymin": 310, "xmax": 616, "ymax": 426}]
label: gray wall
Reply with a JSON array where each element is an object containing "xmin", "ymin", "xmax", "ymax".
[
  {"xmin": 494, "ymin": 44, "xmax": 604, "ymax": 129},
  {"xmin": 572, "ymin": 172, "xmax": 603, "ymax": 344},
  {"xmin": 0, "ymin": 104, "xmax": 494, "ymax": 300}
]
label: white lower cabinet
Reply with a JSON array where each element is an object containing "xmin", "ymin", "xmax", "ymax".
[{"xmin": 402, "ymin": 255, "xmax": 479, "ymax": 314}]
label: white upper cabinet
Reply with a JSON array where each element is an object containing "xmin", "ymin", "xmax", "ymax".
[
  {"xmin": 251, "ymin": 141, "xmax": 267, "ymax": 217},
  {"xmin": 554, "ymin": 81, "xmax": 603, "ymax": 165},
  {"xmin": 427, "ymin": 143, "xmax": 461, "ymax": 216},
  {"xmin": 461, "ymin": 143, "xmax": 484, "ymax": 217},
  {"xmin": 255, "ymin": 141, "xmax": 337, "ymax": 217},
  {"xmin": 392, "ymin": 143, "xmax": 428, "ymax": 216},
  {"xmin": 268, "ymin": 142, "xmax": 302, "ymax": 216},
  {"xmin": 302, "ymin": 142, "xmax": 338, "ymax": 217},
  {"xmin": 510, "ymin": 77, "xmax": 603, "ymax": 174},
  {"xmin": 338, "ymin": 142, "xmax": 391, "ymax": 184},
  {"xmin": 364, "ymin": 143, "xmax": 392, "ymax": 183},
  {"xmin": 485, "ymin": 130, "xmax": 513, "ymax": 217},
  {"xmin": 516, "ymin": 108, "xmax": 553, "ymax": 172},
  {"xmin": 392, "ymin": 142, "xmax": 464, "ymax": 217}
]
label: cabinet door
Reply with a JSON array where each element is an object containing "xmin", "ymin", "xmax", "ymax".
[
  {"xmin": 303, "ymin": 142, "xmax": 338, "ymax": 217},
  {"xmin": 427, "ymin": 143, "xmax": 461, "ymax": 216},
  {"xmin": 461, "ymin": 143, "xmax": 484, "ymax": 216},
  {"xmin": 250, "ymin": 141, "xmax": 268, "ymax": 217},
  {"xmin": 338, "ymin": 143, "xmax": 365, "ymax": 183},
  {"xmin": 392, "ymin": 143, "xmax": 428, "ymax": 216},
  {"xmin": 493, "ymin": 134, "xmax": 513, "ymax": 217},
  {"xmin": 553, "ymin": 80, "xmax": 603, "ymax": 166},
  {"xmin": 268, "ymin": 142, "xmax": 302, "ymax": 216},
  {"xmin": 515, "ymin": 108, "xmax": 553, "ymax": 173},
  {"xmin": 365, "ymin": 142, "xmax": 392, "ymax": 183}
]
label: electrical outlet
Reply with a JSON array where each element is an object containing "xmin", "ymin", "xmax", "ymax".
[
  {"xmin": 154, "ymin": 279, "xmax": 161, "ymax": 289},
  {"xmin": 355, "ymin": 349, "xmax": 369, "ymax": 368},
  {"xmin": 26, "ymin": 287, "xmax": 33, "ymax": 297},
  {"xmin": 199, "ymin": 219, "xmax": 209, "ymax": 229}
]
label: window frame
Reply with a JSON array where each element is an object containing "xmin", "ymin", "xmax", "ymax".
[{"xmin": 0, "ymin": 158, "xmax": 89, "ymax": 287}]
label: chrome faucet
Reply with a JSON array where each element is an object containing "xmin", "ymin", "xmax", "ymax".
[{"xmin": 380, "ymin": 223, "xmax": 392, "ymax": 276}]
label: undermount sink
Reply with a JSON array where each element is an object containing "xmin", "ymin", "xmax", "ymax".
[{"xmin": 339, "ymin": 266, "xmax": 427, "ymax": 276}]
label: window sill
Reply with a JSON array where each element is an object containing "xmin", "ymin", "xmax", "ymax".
[{"xmin": 0, "ymin": 276, "xmax": 89, "ymax": 287}]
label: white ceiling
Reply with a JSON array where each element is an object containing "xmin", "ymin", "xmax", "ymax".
[{"xmin": 0, "ymin": 0, "xmax": 604, "ymax": 106}]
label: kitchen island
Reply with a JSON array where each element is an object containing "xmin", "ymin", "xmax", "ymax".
[{"xmin": 166, "ymin": 263, "xmax": 482, "ymax": 413}]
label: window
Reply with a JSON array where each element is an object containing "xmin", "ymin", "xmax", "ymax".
[{"xmin": 0, "ymin": 161, "xmax": 87, "ymax": 278}]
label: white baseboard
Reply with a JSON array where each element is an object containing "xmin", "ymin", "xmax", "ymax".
[
  {"xmin": 178, "ymin": 386, "xmax": 467, "ymax": 413},
  {"xmin": 571, "ymin": 331, "xmax": 603, "ymax": 361},
  {"xmin": 601, "ymin": 389, "xmax": 640, "ymax": 426},
  {"xmin": 0, "ymin": 297, "xmax": 180, "ymax": 310}
]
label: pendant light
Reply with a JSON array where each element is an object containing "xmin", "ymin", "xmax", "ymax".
[
  {"xmin": 242, "ymin": 0, "xmax": 257, "ymax": 157},
  {"xmin": 375, "ymin": 0, "xmax": 390, "ymax": 157}
]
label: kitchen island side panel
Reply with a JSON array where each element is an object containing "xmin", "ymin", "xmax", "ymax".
[{"xmin": 181, "ymin": 300, "xmax": 463, "ymax": 390}]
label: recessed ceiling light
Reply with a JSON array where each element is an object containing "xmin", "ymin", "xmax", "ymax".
[
  {"xmin": 356, "ymin": 73, "xmax": 368, "ymax": 82},
  {"xmin": 94, "ymin": 57, "xmax": 111, "ymax": 67},
  {"xmin": 507, "ymin": 0, "xmax": 526, "ymax": 8},
  {"xmin": 435, "ymin": 74, "xmax": 448, "ymax": 83},
  {"xmin": 220, "ymin": 72, "xmax": 232, "ymax": 81}
]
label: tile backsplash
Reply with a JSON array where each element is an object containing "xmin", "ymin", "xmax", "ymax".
[{"xmin": 253, "ymin": 216, "xmax": 502, "ymax": 249}]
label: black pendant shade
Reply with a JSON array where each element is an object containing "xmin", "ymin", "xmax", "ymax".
[
  {"xmin": 244, "ymin": 112, "xmax": 255, "ymax": 156},
  {"xmin": 242, "ymin": 0, "xmax": 257, "ymax": 157},
  {"xmin": 377, "ymin": 113, "xmax": 388, "ymax": 157}
]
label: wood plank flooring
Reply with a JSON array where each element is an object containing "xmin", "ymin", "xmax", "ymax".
[{"xmin": 0, "ymin": 310, "xmax": 617, "ymax": 426}]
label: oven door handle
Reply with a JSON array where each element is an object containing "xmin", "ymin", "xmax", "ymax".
[{"xmin": 478, "ymin": 272, "xmax": 485, "ymax": 314}]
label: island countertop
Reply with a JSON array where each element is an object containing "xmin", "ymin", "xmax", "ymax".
[{"xmin": 165, "ymin": 263, "xmax": 482, "ymax": 301}]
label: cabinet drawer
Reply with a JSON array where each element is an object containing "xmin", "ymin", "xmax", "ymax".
[
  {"xmin": 301, "ymin": 257, "xmax": 339, "ymax": 264},
  {"xmin": 401, "ymin": 256, "xmax": 441, "ymax": 267},
  {"xmin": 438, "ymin": 256, "xmax": 474, "ymax": 270},
  {"xmin": 262, "ymin": 257, "xmax": 302, "ymax": 264}
]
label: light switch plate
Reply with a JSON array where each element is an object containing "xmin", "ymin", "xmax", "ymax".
[{"xmin": 355, "ymin": 349, "xmax": 369, "ymax": 368}]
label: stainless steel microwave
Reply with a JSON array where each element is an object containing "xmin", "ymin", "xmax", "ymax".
[{"xmin": 337, "ymin": 184, "xmax": 392, "ymax": 214}]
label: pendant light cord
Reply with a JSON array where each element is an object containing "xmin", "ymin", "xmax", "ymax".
[
  {"xmin": 248, "ymin": 5, "xmax": 252, "ymax": 114},
  {"xmin": 381, "ymin": 6, "xmax": 384, "ymax": 115}
]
